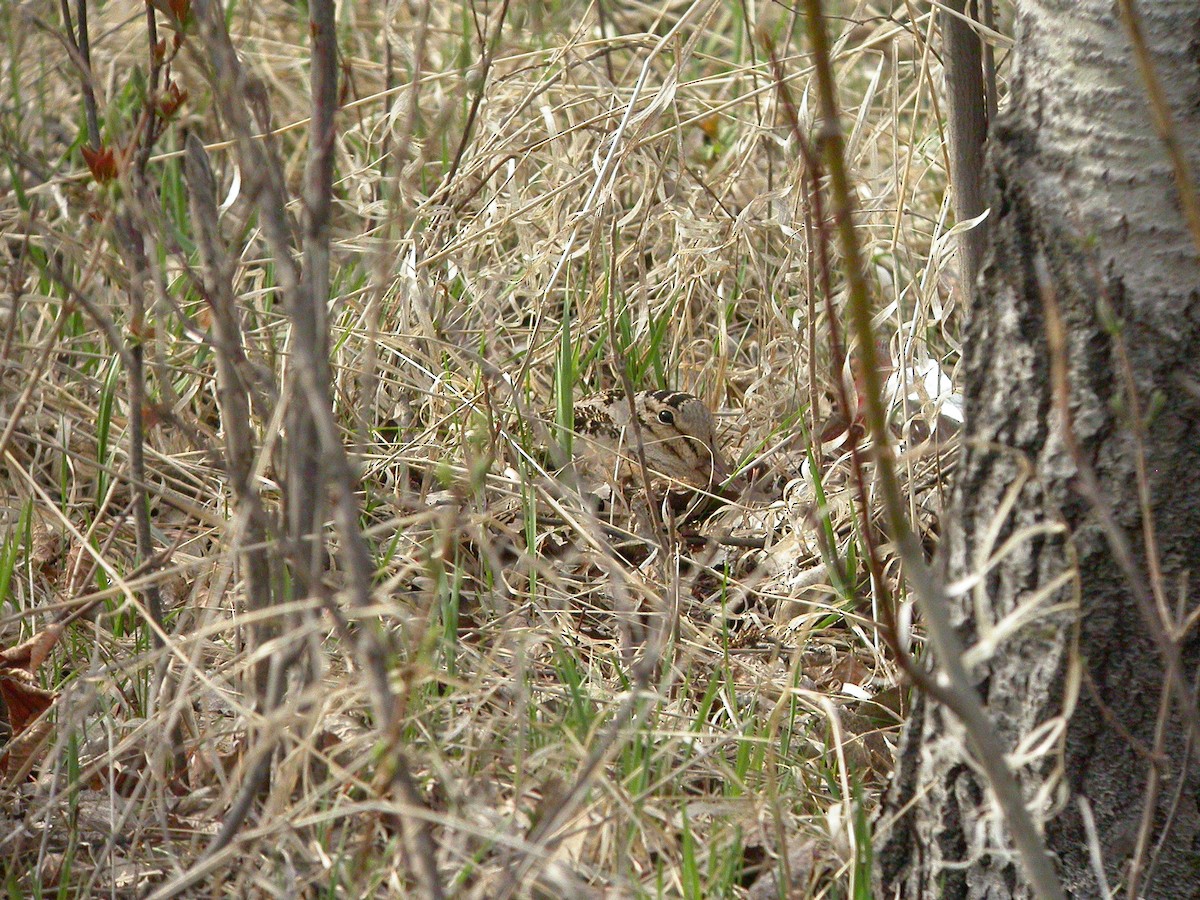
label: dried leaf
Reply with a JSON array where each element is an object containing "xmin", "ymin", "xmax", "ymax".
[
  {"xmin": 0, "ymin": 623, "xmax": 65, "ymax": 673},
  {"xmin": 0, "ymin": 670, "xmax": 55, "ymax": 734}
]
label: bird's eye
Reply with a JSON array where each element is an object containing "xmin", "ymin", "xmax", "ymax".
[{"xmin": 658, "ymin": 409, "xmax": 675, "ymax": 425}]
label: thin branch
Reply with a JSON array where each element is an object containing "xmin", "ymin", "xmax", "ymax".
[
  {"xmin": 59, "ymin": 0, "xmax": 99, "ymax": 147},
  {"xmin": 185, "ymin": 133, "xmax": 279, "ymax": 703},
  {"xmin": 939, "ymin": 0, "xmax": 990, "ymax": 307}
]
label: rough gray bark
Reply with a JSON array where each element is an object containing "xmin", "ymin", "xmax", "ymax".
[{"xmin": 877, "ymin": 2, "xmax": 1200, "ymax": 898}]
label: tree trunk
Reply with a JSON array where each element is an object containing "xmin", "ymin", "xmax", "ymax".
[{"xmin": 877, "ymin": 2, "xmax": 1200, "ymax": 897}]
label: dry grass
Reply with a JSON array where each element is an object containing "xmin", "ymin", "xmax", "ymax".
[{"xmin": 0, "ymin": 0, "xmax": 965, "ymax": 896}]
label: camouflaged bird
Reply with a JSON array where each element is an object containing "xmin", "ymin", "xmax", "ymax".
[{"xmin": 563, "ymin": 389, "xmax": 730, "ymax": 497}]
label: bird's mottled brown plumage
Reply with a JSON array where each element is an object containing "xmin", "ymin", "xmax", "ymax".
[{"xmin": 567, "ymin": 389, "xmax": 729, "ymax": 493}]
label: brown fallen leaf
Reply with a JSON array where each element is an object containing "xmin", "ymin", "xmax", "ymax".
[
  {"xmin": 0, "ymin": 624, "xmax": 66, "ymax": 782},
  {"xmin": 0, "ymin": 623, "xmax": 65, "ymax": 674}
]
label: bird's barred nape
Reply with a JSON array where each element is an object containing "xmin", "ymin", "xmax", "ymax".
[{"xmin": 645, "ymin": 389, "xmax": 694, "ymax": 408}]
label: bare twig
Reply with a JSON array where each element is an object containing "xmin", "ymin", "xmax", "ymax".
[
  {"xmin": 431, "ymin": 0, "xmax": 511, "ymax": 210},
  {"xmin": 58, "ymin": 3, "xmax": 167, "ymax": 641},
  {"xmin": 939, "ymin": 0, "xmax": 990, "ymax": 307},
  {"xmin": 185, "ymin": 133, "xmax": 279, "ymax": 703},
  {"xmin": 58, "ymin": 0, "xmax": 98, "ymax": 147}
]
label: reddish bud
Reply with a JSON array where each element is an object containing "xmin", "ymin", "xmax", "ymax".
[
  {"xmin": 157, "ymin": 82, "xmax": 188, "ymax": 119},
  {"xmin": 82, "ymin": 145, "xmax": 118, "ymax": 183}
]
